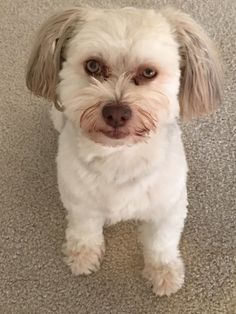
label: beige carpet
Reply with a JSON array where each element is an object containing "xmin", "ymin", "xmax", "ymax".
[{"xmin": 0, "ymin": 0, "xmax": 235, "ymax": 313}]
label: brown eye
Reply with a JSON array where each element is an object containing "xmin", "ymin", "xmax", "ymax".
[
  {"xmin": 142, "ymin": 68, "xmax": 157, "ymax": 79},
  {"xmin": 86, "ymin": 59, "xmax": 101, "ymax": 75}
]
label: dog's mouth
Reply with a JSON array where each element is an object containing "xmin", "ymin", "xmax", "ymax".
[
  {"xmin": 85, "ymin": 128, "xmax": 151, "ymax": 146},
  {"xmin": 100, "ymin": 129, "xmax": 129, "ymax": 139}
]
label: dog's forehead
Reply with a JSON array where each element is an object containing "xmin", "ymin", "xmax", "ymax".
[
  {"xmin": 83, "ymin": 8, "xmax": 170, "ymax": 42},
  {"xmin": 70, "ymin": 8, "xmax": 175, "ymax": 64}
]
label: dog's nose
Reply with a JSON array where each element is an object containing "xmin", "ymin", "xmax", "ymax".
[{"xmin": 102, "ymin": 103, "xmax": 132, "ymax": 128}]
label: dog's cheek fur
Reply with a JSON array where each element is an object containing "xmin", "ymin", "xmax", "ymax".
[
  {"xmin": 59, "ymin": 67, "xmax": 180, "ymax": 142},
  {"xmin": 58, "ymin": 58, "xmax": 181, "ymax": 140}
]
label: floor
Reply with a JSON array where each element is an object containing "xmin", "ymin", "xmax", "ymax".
[{"xmin": 0, "ymin": 0, "xmax": 235, "ymax": 313}]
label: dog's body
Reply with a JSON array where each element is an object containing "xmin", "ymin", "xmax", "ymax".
[
  {"xmin": 57, "ymin": 112, "xmax": 187, "ymax": 225},
  {"xmin": 26, "ymin": 7, "xmax": 222, "ymax": 296}
]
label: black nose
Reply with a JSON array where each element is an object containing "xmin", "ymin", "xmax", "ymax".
[{"xmin": 102, "ymin": 103, "xmax": 132, "ymax": 128}]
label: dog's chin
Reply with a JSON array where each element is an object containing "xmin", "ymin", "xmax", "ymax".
[
  {"xmin": 85, "ymin": 130, "xmax": 146, "ymax": 147},
  {"xmin": 101, "ymin": 129, "xmax": 129, "ymax": 140}
]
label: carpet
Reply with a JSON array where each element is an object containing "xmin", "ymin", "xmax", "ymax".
[{"xmin": 0, "ymin": 0, "xmax": 235, "ymax": 313}]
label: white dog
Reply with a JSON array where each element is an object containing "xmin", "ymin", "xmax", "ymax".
[{"xmin": 26, "ymin": 7, "xmax": 222, "ymax": 296}]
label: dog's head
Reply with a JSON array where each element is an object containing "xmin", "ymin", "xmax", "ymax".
[{"xmin": 26, "ymin": 7, "xmax": 222, "ymax": 146}]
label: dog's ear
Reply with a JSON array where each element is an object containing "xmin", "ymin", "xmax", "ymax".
[
  {"xmin": 26, "ymin": 8, "xmax": 83, "ymax": 105},
  {"xmin": 163, "ymin": 9, "xmax": 223, "ymax": 119}
]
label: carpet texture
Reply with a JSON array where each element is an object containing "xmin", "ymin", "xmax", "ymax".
[{"xmin": 0, "ymin": 0, "xmax": 235, "ymax": 313}]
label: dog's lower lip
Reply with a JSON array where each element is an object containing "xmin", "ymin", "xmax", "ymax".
[{"xmin": 100, "ymin": 129, "xmax": 129, "ymax": 139}]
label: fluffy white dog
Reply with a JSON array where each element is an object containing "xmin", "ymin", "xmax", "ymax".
[{"xmin": 26, "ymin": 7, "xmax": 222, "ymax": 296}]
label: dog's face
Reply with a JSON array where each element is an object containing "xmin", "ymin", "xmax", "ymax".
[
  {"xmin": 59, "ymin": 9, "xmax": 180, "ymax": 145},
  {"xmin": 26, "ymin": 7, "xmax": 222, "ymax": 146}
]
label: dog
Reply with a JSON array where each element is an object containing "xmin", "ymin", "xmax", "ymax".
[{"xmin": 26, "ymin": 7, "xmax": 222, "ymax": 296}]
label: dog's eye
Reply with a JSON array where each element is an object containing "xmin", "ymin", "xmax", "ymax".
[
  {"xmin": 142, "ymin": 68, "xmax": 157, "ymax": 79},
  {"xmin": 86, "ymin": 60, "xmax": 102, "ymax": 75}
]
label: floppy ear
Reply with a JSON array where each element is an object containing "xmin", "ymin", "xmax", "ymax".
[
  {"xmin": 26, "ymin": 8, "xmax": 83, "ymax": 107},
  {"xmin": 163, "ymin": 9, "xmax": 223, "ymax": 119}
]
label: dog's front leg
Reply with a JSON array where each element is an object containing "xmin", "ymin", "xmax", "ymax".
[
  {"xmin": 140, "ymin": 194, "xmax": 187, "ymax": 296},
  {"xmin": 63, "ymin": 209, "xmax": 105, "ymax": 275}
]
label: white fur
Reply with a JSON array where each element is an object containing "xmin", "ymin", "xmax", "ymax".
[
  {"xmin": 52, "ymin": 8, "xmax": 189, "ymax": 296},
  {"xmin": 50, "ymin": 106, "xmax": 66, "ymax": 132}
]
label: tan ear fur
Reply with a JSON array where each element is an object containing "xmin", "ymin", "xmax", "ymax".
[
  {"xmin": 26, "ymin": 8, "xmax": 82, "ymax": 104},
  {"xmin": 163, "ymin": 8, "xmax": 223, "ymax": 119}
]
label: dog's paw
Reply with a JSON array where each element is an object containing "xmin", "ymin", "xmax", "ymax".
[
  {"xmin": 63, "ymin": 240, "xmax": 105, "ymax": 275},
  {"xmin": 143, "ymin": 257, "xmax": 184, "ymax": 296}
]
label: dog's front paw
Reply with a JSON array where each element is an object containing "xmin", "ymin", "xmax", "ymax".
[
  {"xmin": 143, "ymin": 257, "xmax": 185, "ymax": 296},
  {"xmin": 63, "ymin": 240, "xmax": 105, "ymax": 275}
]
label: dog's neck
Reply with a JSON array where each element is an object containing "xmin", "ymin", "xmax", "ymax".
[{"xmin": 64, "ymin": 121, "xmax": 181, "ymax": 185}]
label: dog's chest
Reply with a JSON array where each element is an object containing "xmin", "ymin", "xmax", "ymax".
[{"xmin": 88, "ymin": 166, "xmax": 159, "ymax": 224}]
